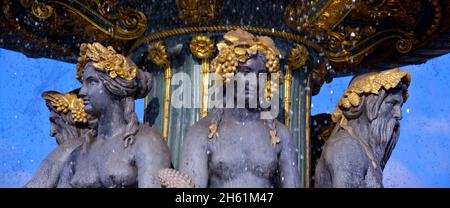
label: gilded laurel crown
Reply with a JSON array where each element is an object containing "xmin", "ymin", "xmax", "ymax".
[
  {"xmin": 43, "ymin": 92, "xmax": 87, "ymax": 123},
  {"xmin": 211, "ymin": 29, "xmax": 281, "ymax": 82},
  {"xmin": 76, "ymin": 42, "xmax": 137, "ymax": 81},
  {"xmin": 332, "ymin": 68, "xmax": 411, "ymax": 123}
]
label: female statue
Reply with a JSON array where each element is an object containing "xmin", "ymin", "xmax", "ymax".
[
  {"xmin": 179, "ymin": 29, "xmax": 300, "ymax": 188},
  {"xmin": 25, "ymin": 90, "xmax": 93, "ymax": 188},
  {"xmin": 57, "ymin": 43, "xmax": 170, "ymax": 188}
]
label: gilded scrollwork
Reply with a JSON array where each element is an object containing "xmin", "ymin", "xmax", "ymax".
[
  {"xmin": 285, "ymin": 0, "xmax": 354, "ymax": 35},
  {"xmin": 1, "ymin": 0, "xmax": 147, "ymax": 62},
  {"xmin": 31, "ymin": 2, "xmax": 54, "ymax": 19},
  {"xmin": 176, "ymin": 0, "xmax": 223, "ymax": 24},
  {"xmin": 284, "ymin": 0, "xmax": 440, "ymax": 73},
  {"xmin": 51, "ymin": 0, "xmax": 148, "ymax": 40},
  {"xmin": 349, "ymin": 0, "xmax": 422, "ymax": 26}
]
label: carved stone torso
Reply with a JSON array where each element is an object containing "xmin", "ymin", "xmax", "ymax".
[
  {"xmin": 58, "ymin": 126, "xmax": 168, "ymax": 188},
  {"xmin": 207, "ymin": 117, "xmax": 280, "ymax": 188},
  {"xmin": 178, "ymin": 109, "xmax": 301, "ymax": 188},
  {"xmin": 315, "ymin": 130, "xmax": 383, "ymax": 188},
  {"xmin": 67, "ymin": 136, "xmax": 137, "ymax": 188}
]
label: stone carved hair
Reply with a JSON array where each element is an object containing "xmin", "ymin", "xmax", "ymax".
[
  {"xmin": 77, "ymin": 42, "xmax": 152, "ymax": 148},
  {"xmin": 97, "ymin": 67, "xmax": 152, "ymax": 147}
]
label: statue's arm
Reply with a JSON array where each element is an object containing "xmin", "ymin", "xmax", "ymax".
[
  {"xmin": 326, "ymin": 140, "xmax": 367, "ymax": 188},
  {"xmin": 24, "ymin": 157, "xmax": 59, "ymax": 188},
  {"xmin": 25, "ymin": 142, "xmax": 81, "ymax": 188},
  {"xmin": 55, "ymin": 147, "xmax": 80, "ymax": 188},
  {"xmin": 179, "ymin": 123, "xmax": 209, "ymax": 188},
  {"xmin": 56, "ymin": 162, "xmax": 73, "ymax": 188},
  {"xmin": 277, "ymin": 125, "xmax": 301, "ymax": 188},
  {"xmin": 134, "ymin": 131, "xmax": 171, "ymax": 188}
]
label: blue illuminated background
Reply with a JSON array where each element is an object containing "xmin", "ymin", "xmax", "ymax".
[{"xmin": 0, "ymin": 48, "xmax": 449, "ymax": 187}]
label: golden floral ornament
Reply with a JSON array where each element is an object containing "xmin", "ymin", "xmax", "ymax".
[
  {"xmin": 76, "ymin": 42, "xmax": 137, "ymax": 81},
  {"xmin": 288, "ymin": 44, "xmax": 309, "ymax": 69},
  {"xmin": 190, "ymin": 35, "xmax": 215, "ymax": 60},
  {"xmin": 43, "ymin": 92, "xmax": 88, "ymax": 123},
  {"xmin": 332, "ymin": 68, "xmax": 411, "ymax": 123},
  {"xmin": 211, "ymin": 29, "xmax": 281, "ymax": 82},
  {"xmin": 148, "ymin": 41, "xmax": 170, "ymax": 68}
]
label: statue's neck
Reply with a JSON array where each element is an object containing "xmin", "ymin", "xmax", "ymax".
[
  {"xmin": 224, "ymin": 108, "xmax": 260, "ymax": 122},
  {"xmin": 97, "ymin": 100, "xmax": 126, "ymax": 139},
  {"xmin": 222, "ymin": 90, "xmax": 261, "ymax": 122}
]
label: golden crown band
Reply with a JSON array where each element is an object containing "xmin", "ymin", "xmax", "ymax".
[
  {"xmin": 76, "ymin": 42, "xmax": 137, "ymax": 81},
  {"xmin": 43, "ymin": 92, "xmax": 87, "ymax": 123}
]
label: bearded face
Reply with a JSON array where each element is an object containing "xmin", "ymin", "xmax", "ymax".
[
  {"xmin": 367, "ymin": 88, "xmax": 404, "ymax": 168},
  {"xmin": 49, "ymin": 111, "xmax": 79, "ymax": 145}
]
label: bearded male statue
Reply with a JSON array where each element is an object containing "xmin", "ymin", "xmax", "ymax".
[
  {"xmin": 25, "ymin": 89, "xmax": 94, "ymax": 188},
  {"xmin": 315, "ymin": 68, "xmax": 411, "ymax": 188}
]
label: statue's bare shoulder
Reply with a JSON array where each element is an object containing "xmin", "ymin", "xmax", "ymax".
[
  {"xmin": 323, "ymin": 130, "xmax": 368, "ymax": 169},
  {"xmin": 183, "ymin": 116, "xmax": 213, "ymax": 144},
  {"xmin": 133, "ymin": 125, "xmax": 170, "ymax": 157},
  {"xmin": 274, "ymin": 120, "xmax": 292, "ymax": 143}
]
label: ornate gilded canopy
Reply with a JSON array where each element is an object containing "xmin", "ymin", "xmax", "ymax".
[{"xmin": 2, "ymin": 0, "xmax": 449, "ymax": 83}]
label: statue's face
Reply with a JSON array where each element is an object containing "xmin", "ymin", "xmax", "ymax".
[
  {"xmin": 79, "ymin": 63, "xmax": 113, "ymax": 116},
  {"xmin": 234, "ymin": 53, "xmax": 268, "ymax": 109},
  {"xmin": 374, "ymin": 88, "xmax": 404, "ymax": 144},
  {"xmin": 49, "ymin": 111, "xmax": 64, "ymax": 144}
]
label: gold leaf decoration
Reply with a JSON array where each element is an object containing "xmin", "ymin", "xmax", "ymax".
[
  {"xmin": 76, "ymin": 42, "xmax": 137, "ymax": 81},
  {"xmin": 332, "ymin": 68, "xmax": 411, "ymax": 123},
  {"xmin": 190, "ymin": 35, "xmax": 215, "ymax": 60},
  {"xmin": 43, "ymin": 92, "xmax": 87, "ymax": 123}
]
